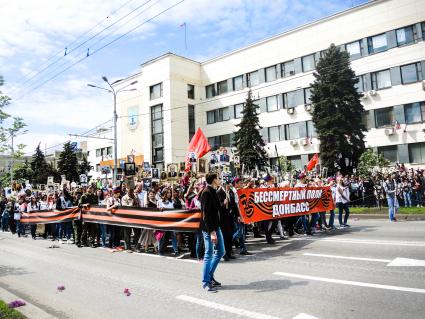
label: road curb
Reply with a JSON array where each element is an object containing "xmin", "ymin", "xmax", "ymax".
[
  {"xmin": 0, "ymin": 286, "xmax": 57, "ymax": 319},
  {"xmin": 351, "ymin": 214, "xmax": 425, "ymax": 220}
]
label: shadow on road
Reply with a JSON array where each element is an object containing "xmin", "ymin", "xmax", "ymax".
[
  {"xmin": 222, "ymin": 279, "xmax": 308, "ymax": 293},
  {"xmin": 0, "ymin": 265, "xmax": 30, "ymax": 277}
]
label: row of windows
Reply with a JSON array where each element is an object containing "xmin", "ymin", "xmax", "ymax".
[
  {"xmin": 206, "ymin": 88, "xmax": 312, "ymax": 124},
  {"xmin": 368, "ymin": 101, "xmax": 425, "ymax": 128},
  {"xmin": 95, "ymin": 147, "xmax": 113, "ymax": 158},
  {"xmin": 378, "ymin": 142, "xmax": 425, "ymax": 164},
  {"xmin": 261, "ymin": 121, "xmax": 317, "ymax": 142},
  {"xmin": 150, "ymin": 83, "xmax": 195, "ymax": 100},
  {"xmin": 205, "ymin": 21, "xmax": 425, "ymax": 99},
  {"xmin": 207, "ymin": 134, "xmax": 234, "ymax": 150},
  {"xmin": 151, "ymin": 104, "xmax": 164, "ymax": 169},
  {"xmin": 356, "ymin": 61, "xmax": 424, "ymax": 92}
]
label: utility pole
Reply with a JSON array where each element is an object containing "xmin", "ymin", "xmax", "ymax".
[{"xmin": 10, "ymin": 133, "xmax": 14, "ymax": 186}]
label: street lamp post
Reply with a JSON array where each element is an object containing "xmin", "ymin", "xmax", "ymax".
[
  {"xmin": 87, "ymin": 78, "xmax": 138, "ymax": 186},
  {"xmin": 9, "ymin": 130, "xmax": 28, "ymax": 186}
]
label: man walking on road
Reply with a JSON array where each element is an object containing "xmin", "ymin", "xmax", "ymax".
[
  {"xmin": 200, "ymin": 173, "xmax": 225, "ymax": 293},
  {"xmin": 383, "ymin": 173, "xmax": 399, "ymax": 222}
]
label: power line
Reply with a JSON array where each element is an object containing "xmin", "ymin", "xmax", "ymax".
[
  {"xmin": 10, "ymin": 0, "xmax": 155, "ymax": 97},
  {"xmin": 13, "ymin": 0, "xmax": 185, "ymax": 102},
  {"xmin": 8, "ymin": 0, "xmax": 139, "ymax": 96}
]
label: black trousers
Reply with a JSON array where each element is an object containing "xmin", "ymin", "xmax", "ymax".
[{"xmin": 220, "ymin": 221, "xmax": 233, "ymax": 258}]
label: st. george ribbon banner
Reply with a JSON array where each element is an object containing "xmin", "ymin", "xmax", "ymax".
[
  {"xmin": 237, "ymin": 187, "xmax": 335, "ymax": 223},
  {"xmin": 21, "ymin": 206, "xmax": 201, "ymax": 232},
  {"xmin": 20, "ymin": 207, "xmax": 81, "ymax": 224}
]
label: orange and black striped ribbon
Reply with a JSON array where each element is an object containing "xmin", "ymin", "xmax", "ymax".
[{"xmin": 21, "ymin": 206, "xmax": 201, "ymax": 232}]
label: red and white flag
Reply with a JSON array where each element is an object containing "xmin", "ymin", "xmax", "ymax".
[{"xmin": 306, "ymin": 153, "xmax": 319, "ymax": 171}]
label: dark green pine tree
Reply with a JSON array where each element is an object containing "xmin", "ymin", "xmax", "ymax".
[
  {"xmin": 57, "ymin": 141, "xmax": 79, "ymax": 182},
  {"xmin": 310, "ymin": 44, "xmax": 366, "ymax": 175},
  {"xmin": 30, "ymin": 144, "xmax": 49, "ymax": 185},
  {"xmin": 14, "ymin": 159, "xmax": 33, "ymax": 182},
  {"xmin": 233, "ymin": 90, "xmax": 268, "ymax": 171},
  {"xmin": 78, "ymin": 155, "xmax": 92, "ymax": 175}
]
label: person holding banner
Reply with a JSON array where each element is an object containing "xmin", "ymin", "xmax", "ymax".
[
  {"xmin": 230, "ymin": 178, "xmax": 251, "ymax": 256},
  {"xmin": 200, "ymin": 173, "xmax": 225, "ymax": 292},
  {"xmin": 336, "ymin": 178, "xmax": 351, "ymax": 228},
  {"xmin": 106, "ymin": 187, "xmax": 122, "ymax": 249},
  {"xmin": 27, "ymin": 196, "xmax": 40, "ymax": 240}
]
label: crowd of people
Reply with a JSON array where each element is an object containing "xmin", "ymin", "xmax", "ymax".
[{"xmin": 0, "ymin": 166, "xmax": 421, "ymax": 263}]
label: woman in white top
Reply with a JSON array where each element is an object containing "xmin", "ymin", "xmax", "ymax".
[
  {"xmin": 336, "ymin": 178, "xmax": 350, "ymax": 228},
  {"xmin": 27, "ymin": 196, "xmax": 40, "ymax": 239},
  {"xmin": 157, "ymin": 188, "xmax": 180, "ymax": 256}
]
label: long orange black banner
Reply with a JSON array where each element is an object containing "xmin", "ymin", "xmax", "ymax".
[
  {"xmin": 20, "ymin": 206, "xmax": 201, "ymax": 232},
  {"xmin": 237, "ymin": 187, "xmax": 335, "ymax": 223}
]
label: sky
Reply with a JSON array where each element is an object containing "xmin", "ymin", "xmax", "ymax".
[{"xmin": 0, "ymin": 0, "xmax": 367, "ymax": 156}]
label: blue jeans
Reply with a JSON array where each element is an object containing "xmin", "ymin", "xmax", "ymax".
[
  {"xmin": 414, "ymin": 191, "xmax": 422, "ymax": 206},
  {"xmin": 387, "ymin": 196, "xmax": 399, "ymax": 221},
  {"xmin": 202, "ymin": 228, "xmax": 225, "ymax": 287},
  {"xmin": 99, "ymin": 224, "xmax": 107, "ymax": 247},
  {"xmin": 1, "ymin": 216, "xmax": 9, "ymax": 231},
  {"xmin": 195, "ymin": 230, "xmax": 203, "ymax": 260},
  {"xmin": 337, "ymin": 203, "xmax": 350, "ymax": 226},
  {"xmin": 328, "ymin": 210, "xmax": 335, "ymax": 227},
  {"xmin": 403, "ymin": 191, "xmax": 412, "ymax": 207},
  {"xmin": 16, "ymin": 220, "xmax": 24, "ymax": 236},
  {"xmin": 232, "ymin": 222, "xmax": 246, "ymax": 252}
]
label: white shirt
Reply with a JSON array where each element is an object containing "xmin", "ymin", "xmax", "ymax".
[{"xmin": 336, "ymin": 184, "xmax": 350, "ymax": 204}]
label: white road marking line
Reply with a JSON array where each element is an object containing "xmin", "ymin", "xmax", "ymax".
[
  {"xmin": 176, "ymin": 295, "xmax": 283, "ymax": 319},
  {"xmin": 294, "ymin": 238, "xmax": 425, "ymax": 247},
  {"xmin": 273, "ymin": 272, "xmax": 425, "ymax": 294},
  {"xmin": 293, "ymin": 314, "xmax": 319, "ymax": 319},
  {"xmin": 303, "ymin": 253, "xmax": 391, "ymax": 263},
  {"xmin": 387, "ymin": 257, "xmax": 425, "ymax": 267},
  {"xmin": 134, "ymin": 252, "xmax": 198, "ymax": 263}
]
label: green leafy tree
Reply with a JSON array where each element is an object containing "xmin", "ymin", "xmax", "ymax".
[
  {"xmin": 310, "ymin": 44, "xmax": 366, "ymax": 175},
  {"xmin": 233, "ymin": 90, "xmax": 268, "ymax": 171},
  {"xmin": 30, "ymin": 144, "xmax": 49, "ymax": 185},
  {"xmin": 14, "ymin": 159, "xmax": 33, "ymax": 182},
  {"xmin": 57, "ymin": 142, "xmax": 79, "ymax": 182},
  {"xmin": 78, "ymin": 155, "xmax": 92, "ymax": 175},
  {"xmin": 357, "ymin": 149, "xmax": 390, "ymax": 178},
  {"xmin": 277, "ymin": 156, "xmax": 295, "ymax": 175}
]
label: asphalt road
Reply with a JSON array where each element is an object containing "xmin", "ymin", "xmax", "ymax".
[{"xmin": 1, "ymin": 219, "xmax": 425, "ymax": 319}]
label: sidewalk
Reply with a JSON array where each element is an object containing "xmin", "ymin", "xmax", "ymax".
[
  {"xmin": 0, "ymin": 286, "xmax": 57, "ymax": 319},
  {"xmin": 351, "ymin": 214, "xmax": 425, "ymax": 220}
]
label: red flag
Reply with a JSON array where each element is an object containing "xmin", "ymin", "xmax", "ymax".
[
  {"xmin": 307, "ymin": 153, "xmax": 319, "ymax": 171},
  {"xmin": 185, "ymin": 128, "xmax": 211, "ymax": 171}
]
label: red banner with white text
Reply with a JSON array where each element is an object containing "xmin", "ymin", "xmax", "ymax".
[{"xmin": 237, "ymin": 187, "xmax": 335, "ymax": 223}]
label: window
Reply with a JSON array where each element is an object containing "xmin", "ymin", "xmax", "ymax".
[
  {"xmin": 405, "ymin": 102, "xmax": 425, "ymax": 124},
  {"xmin": 107, "ymin": 146, "xmax": 112, "ymax": 155},
  {"xmin": 396, "ymin": 25, "xmax": 415, "ymax": 46},
  {"xmin": 286, "ymin": 122, "xmax": 306, "ymax": 140},
  {"xmin": 221, "ymin": 107, "xmax": 230, "ymax": 121},
  {"xmin": 302, "ymin": 54, "xmax": 316, "ymax": 72},
  {"xmin": 268, "ymin": 126, "xmax": 280, "ymax": 143},
  {"xmin": 188, "ymin": 104, "xmax": 195, "ymax": 140},
  {"xmin": 287, "ymin": 155, "xmax": 302, "ymax": 169},
  {"xmin": 206, "ymin": 84, "xmax": 216, "ymax": 98},
  {"xmin": 151, "ymin": 104, "xmax": 163, "ymax": 166},
  {"xmin": 307, "ymin": 121, "xmax": 317, "ymax": 137},
  {"xmin": 401, "ymin": 63, "xmax": 422, "ymax": 84},
  {"xmin": 355, "ymin": 75, "xmax": 365, "ymax": 92},
  {"xmin": 233, "ymin": 75, "xmax": 244, "ymax": 91},
  {"xmin": 304, "ymin": 88, "xmax": 312, "ymax": 104},
  {"xmin": 150, "ymin": 83, "xmax": 162, "ymax": 100},
  {"xmin": 371, "ymin": 69, "xmax": 391, "ymax": 90},
  {"xmin": 368, "ymin": 33, "xmax": 387, "ymax": 54},
  {"xmin": 234, "ymin": 103, "xmax": 244, "ymax": 119},
  {"xmin": 187, "ymin": 84, "xmax": 195, "ymax": 99},
  {"xmin": 217, "ymin": 80, "xmax": 228, "ymax": 95},
  {"xmin": 265, "ymin": 65, "xmax": 277, "ymax": 82},
  {"xmin": 345, "ymin": 40, "xmax": 362, "ymax": 58},
  {"xmin": 282, "ymin": 60, "xmax": 295, "ymax": 77},
  {"xmin": 266, "ymin": 95, "xmax": 279, "ymax": 112},
  {"xmin": 422, "ymin": 22, "xmax": 425, "ymax": 39},
  {"xmin": 96, "ymin": 149, "xmax": 101, "ymax": 157},
  {"xmin": 285, "ymin": 90, "xmax": 298, "ymax": 108},
  {"xmin": 375, "ymin": 107, "xmax": 394, "ymax": 127},
  {"xmin": 378, "ymin": 146, "xmax": 398, "ymax": 163},
  {"xmin": 247, "ymin": 71, "xmax": 259, "ymax": 87},
  {"xmin": 207, "ymin": 110, "xmax": 215, "ymax": 124},
  {"xmin": 409, "ymin": 142, "xmax": 425, "ymax": 164},
  {"xmin": 208, "ymin": 134, "xmax": 232, "ymax": 150}
]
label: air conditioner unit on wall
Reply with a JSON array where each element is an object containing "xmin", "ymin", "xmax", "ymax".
[
  {"xmin": 304, "ymin": 104, "xmax": 313, "ymax": 112},
  {"xmin": 384, "ymin": 127, "xmax": 395, "ymax": 136},
  {"xmin": 290, "ymin": 140, "xmax": 298, "ymax": 146},
  {"xmin": 368, "ymin": 90, "xmax": 377, "ymax": 96},
  {"xmin": 301, "ymin": 138, "xmax": 309, "ymax": 146},
  {"xmin": 287, "ymin": 107, "xmax": 295, "ymax": 114}
]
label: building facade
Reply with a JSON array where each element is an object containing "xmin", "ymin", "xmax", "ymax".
[{"xmin": 116, "ymin": 0, "xmax": 425, "ymax": 170}]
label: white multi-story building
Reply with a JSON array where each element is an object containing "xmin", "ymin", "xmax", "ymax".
[{"xmin": 114, "ymin": 0, "xmax": 425, "ymax": 170}]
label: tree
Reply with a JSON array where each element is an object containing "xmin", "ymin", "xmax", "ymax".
[
  {"xmin": 310, "ymin": 44, "xmax": 366, "ymax": 175},
  {"xmin": 233, "ymin": 90, "xmax": 268, "ymax": 171},
  {"xmin": 14, "ymin": 159, "xmax": 33, "ymax": 182},
  {"xmin": 357, "ymin": 149, "xmax": 390, "ymax": 178},
  {"xmin": 57, "ymin": 142, "xmax": 79, "ymax": 182},
  {"xmin": 30, "ymin": 144, "xmax": 49, "ymax": 185},
  {"xmin": 277, "ymin": 156, "xmax": 295, "ymax": 176},
  {"xmin": 78, "ymin": 155, "xmax": 92, "ymax": 175}
]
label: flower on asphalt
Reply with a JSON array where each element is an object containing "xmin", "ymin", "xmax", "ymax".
[
  {"xmin": 8, "ymin": 300, "xmax": 26, "ymax": 308},
  {"xmin": 57, "ymin": 285, "xmax": 66, "ymax": 292}
]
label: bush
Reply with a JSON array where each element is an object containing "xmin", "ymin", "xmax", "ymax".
[{"xmin": 0, "ymin": 300, "xmax": 27, "ymax": 319}]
